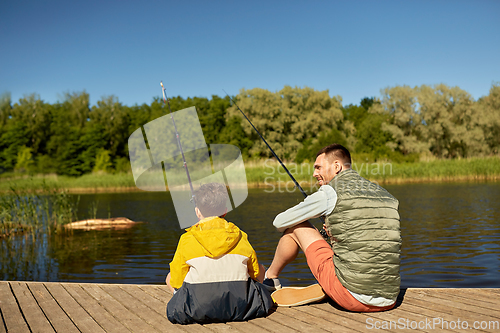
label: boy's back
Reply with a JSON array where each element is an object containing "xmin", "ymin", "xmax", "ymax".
[{"xmin": 166, "ymin": 184, "xmax": 273, "ymax": 324}]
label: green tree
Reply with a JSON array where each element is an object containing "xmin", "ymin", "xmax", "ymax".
[
  {"xmin": 418, "ymin": 84, "xmax": 485, "ymax": 158},
  {"xmin": 227, "ymin": 86, "xmax": 343, "ymax": 160},
  {"xmin": 355, "ymin": 113, "xmax": 393, "ymax": 154},
  {"xmin": 60, "ymin": 91, "xmax": 91, "ymax": 129},
  {"xmin": 14, "ymin": 146, "xmax": 34, "ymax": 173},
  {"xmin": 79, "ymin": 123, "xmax": 109, "ymax": 174},
  {"xmin": 34, "ymin": 154, "xmax": 57, "ymax": 174},
  {"xmin": 56, "ymin": 131, "xmax": 86, "ymax": 176},
  {"xmin": 342, "ymin": 97, "xmax": 374, "ymax": 128},
  {"xmin": 93, "ymin": 149, "xmax": 112, "ymax": 173},
  {"xmin": 0, "ymin": 92, "xmax": 12, "ymax": 132},
  {"xmin": 296, "ymin": 127, "xmax": 348, "ymax": 163},
  {"xmin": 477, "ymin": 83, "xmax": 500, "ymax": 154},
  {"xmin": 45, "ymin": 91, "xmax": 90, "ymax": 174},
  {"xmin": 372, "ymin": 85, "xmax": 429, "ymax": 155},
  {"xmin": 10, "ymin": 94, "xmax": 52, "ymax": 156},
  {"xmin": 219, "ymin": 116, "xmax": 254, "ymax": 156},
  {"xmin": 0, "ymin": 122, "xmax": 29, "ymax": 173},
  {"xmin": 54, "ymin": 121, "xmax": 108, "ymax": 176},
  {"xmin": 128, "ymin": 103, "xmax": 151, "ymax": 137},
  {"xmin": 198, "ymin": 95, "xmax": 231, "ymax": 144},
  {"xmin": 90, "ymin": 96, "xmax": 130, "ymax": 159}
]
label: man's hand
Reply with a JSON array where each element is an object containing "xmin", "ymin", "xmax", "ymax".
[
  {"xmin": 319, "ymin": 223, "xmax": 331, "ymax": 240},
  {"xmin": 322, "ymin": 224, "xmax": 332, "ymax": 237}
]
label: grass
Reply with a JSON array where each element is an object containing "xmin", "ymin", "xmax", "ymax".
[
  {"xmin": 0, "ymin": 172, "xmax": 136, "ymax": 193},
  {"xmin": 1, "ymin": 157, "xmax": 499, "ymax": 196},
  {"xmin": 243, "ymin": 156, "xmax": 500, "ymax": 185},
  {"xmin": 363, "ymin": 156, "xmax": 500, "ymax": 183},
  {"xmin": 0, "ymin": 182, "xmax": 80, "ymax": 237}
]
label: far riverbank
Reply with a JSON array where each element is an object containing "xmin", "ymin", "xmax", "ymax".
[{"xmin": 1, "ymin": 156, "xmax": 499, "ymax": 194}]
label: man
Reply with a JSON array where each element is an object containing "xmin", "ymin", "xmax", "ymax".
[{"xmin": 263, "ymin": 144, "xmax": 401, "ymax": 312}]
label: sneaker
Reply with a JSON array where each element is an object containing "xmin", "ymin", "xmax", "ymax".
[
  {"xmin": 262, "ymin": 277, "xmax": 282, "ymax": 293},
  {"xmin": 271, "ymin": 284, "xmax": 326, "ymax": 307}
]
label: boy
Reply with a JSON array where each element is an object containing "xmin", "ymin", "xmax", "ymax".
[{"xmin": 166, "ymin": 183, "xmax": 274, "ymax": 324}]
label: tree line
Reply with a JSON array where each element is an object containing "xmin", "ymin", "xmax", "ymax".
[{"xmin": 0, "ymin": 83, "xmax": 499, "ymax": 176}]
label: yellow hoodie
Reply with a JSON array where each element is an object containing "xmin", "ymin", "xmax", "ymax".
[{"xmin": 169, "ymin": 216, "xmax": 261, "ymax": 289}]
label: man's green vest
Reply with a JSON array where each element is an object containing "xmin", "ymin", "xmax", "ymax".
[{"xmin": 325, "ymin": 169, "xmax": 401, "ymax": 300}]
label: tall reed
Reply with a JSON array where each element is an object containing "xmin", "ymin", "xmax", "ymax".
[{"xmin": 0, "ymin": 181, "xmax": 80, "ymax": 237}]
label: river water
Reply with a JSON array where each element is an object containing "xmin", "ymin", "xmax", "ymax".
[{"xmin": 1, "ymin": 182, "xmax": 499, "ymax": 288}]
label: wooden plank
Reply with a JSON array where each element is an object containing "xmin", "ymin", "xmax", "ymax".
[
  {"xmin": 202, "ymin": 322, "xmax": 244, "ymax": 332},
  {"xmin": 223, "ymin": 319, "xmax": 272, "ymax": 333},
  {"xmin": 0, "ymin": 310, "xmax": 6, "ymax": 333},
  {"xmin": 294, "ymin": 304, "xmax": 366, "ymax": 333},
  {"xmin": 137, "ymin": 285, "xmax": 173, "ymax": 304},
  {"xmin": 278, "ymin": 306, "xmax": 355, "ymax": 333},
  {"xmin": 3, "ymin": 282, "xmax": 500, "ymax": 333},
  {"xmin": 429, "ymin": 290, "xmax": 500, "ymax": 315},
  {"xmin": 117, "ymin": 284, "xmax": 171, "ymax": 315},
  {"xmin": 9, "ymin": 282, "xmax": 54, "ymax": 333},
  {"xmin": 27, "ymin": 283, "xmax": 79, "ymax": 333},
  {"xmin": 80, "ymin": 283, "xmax": 157, "ymax": 332},
  {"xmin": 309, "ymin": 302, "xmax": 394, "ymax": 332},
  {"xmin": 251, "ymin": 316, "xmax": 301, "ymax": 333},
  {"xmin": 266, "ymin": 309, "xmax": 329, "ymax": 333},
  {"xmin": 447, "ymin": 288, "xmax": 500, "ymax": 297},
  {"xmin": 396, "ymin": 291, "xmax": 499, "ymax": 333},
  {"xmin": 401, "ymin": 293, "xmax": 499, "ymax": 325},
  {"xmin": 62, "ymin": 283, "xmax": 131, "ymax": 333},
  {"xmin": 405, "ymin": 289, "xmax": 500, "ymax": 320},
  {"xmin": 100, "ymin": 284, "xmax": 186, "ymax": 333},
  {"xmin": 436, "ymin": 289, "xmax": 500, "ymax": 311},
  {"xmin": 311, "ymin": 300, "xmax": 442, "ymax": 333},
  {"xmin": 389, "ymin": 298, "xmax": 464, "ymax": 333},
  {"xmin": 44, "ymin": 283, "xmax": 105, "ymax": 333},
  {"xmin": 397, "ymin": 303, "xmax": 498, "ymax": 333},
  {"xmin": 311, "ymin": 298, "xmax": 469, "ymax": 333},
  {"xmin": 0, "ymin": 282, "xmax": 30, "ymax": 332},
  {"xmin": 365, "ymin": 306, "xmax": 446, "ymax": 333},
  {"xmin": 130, "ymin": 285, "xmax": 216, "ymax": 333}
]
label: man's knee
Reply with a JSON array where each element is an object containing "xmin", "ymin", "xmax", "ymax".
[
  {"xmin": 286, "ymin": 221, "xmax": 323, "ymax": 252},
  {"xmin": 285, "ymin": 221, "xmax": 314, "ymax": 236},
  {"xmin": 283, "ymin": 227, "xmax": 300, "ymax": 244}
]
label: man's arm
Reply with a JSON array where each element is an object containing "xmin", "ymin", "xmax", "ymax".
[{"xmin": 273, "ymin": 185, "xmax": 337, "ymax": 233}]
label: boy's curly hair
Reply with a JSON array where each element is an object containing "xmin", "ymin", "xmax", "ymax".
[{"xmin": 194, "ymin": 183, "xmax": 228, "ymax": 218}]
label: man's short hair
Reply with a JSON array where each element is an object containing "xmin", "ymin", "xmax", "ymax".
[
  {"xmin": 194, "ymin": 183, "xmax": 228, "ymax": 218},
  {"xmin": 316, "ymin": 144, "xmax": 352, "ymax": 167}
]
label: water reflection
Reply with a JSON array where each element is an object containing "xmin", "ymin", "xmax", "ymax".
[
  {"xmin": 387, "ymin": 182, "xmax": 500, "ymax": 288},
  {"xmin": 1, "ymin": 182, "xmax": 499, "ymax": 288}
]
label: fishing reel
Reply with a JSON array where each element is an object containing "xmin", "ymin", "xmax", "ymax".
[{"xmin": 319, "ymin": 228, "xmax": 329, "ymax": 241}]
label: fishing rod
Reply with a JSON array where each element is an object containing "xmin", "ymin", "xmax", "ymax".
[
  {"xmin": 223, "ymin": 90, "xmax": 308, "ymax": 199},
  {"xmin": 161, "ymin": 81, "xmax": 196, "ymax": 204},
  {"xmin": 222, "ymin": 90, "xmax": 327, "ymax": 232}
]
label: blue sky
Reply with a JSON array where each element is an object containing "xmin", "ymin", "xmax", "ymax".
[{"xmin": 1, "ymin": 0, "xmax": 499, "ymax": 107}]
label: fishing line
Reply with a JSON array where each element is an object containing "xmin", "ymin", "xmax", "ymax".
[{"xmin": 223, "ymin": 90, "xmax": 327, "ymax": 233}]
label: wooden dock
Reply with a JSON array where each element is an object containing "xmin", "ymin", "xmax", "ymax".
[{"xmin": 1, "ymin": 282, "xmax": 499, "ymax": 332}]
